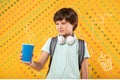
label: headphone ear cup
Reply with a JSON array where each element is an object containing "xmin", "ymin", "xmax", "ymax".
[
  {"xmin": 66, "ymin": 36, "xmax": 75, "ymax": 45},
  {"xmin": 58, "ymin": 36, "xmax": 65, "ymax": 45}
]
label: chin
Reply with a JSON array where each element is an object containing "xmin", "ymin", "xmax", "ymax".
[{"xmin": 59, "ymin": 33, "xmax": 65, "ymax": 36}]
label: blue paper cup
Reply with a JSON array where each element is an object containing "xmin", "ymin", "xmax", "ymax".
[{"xmin": 22, "ymin": 43, "xmax": 34, "ymax": 63}]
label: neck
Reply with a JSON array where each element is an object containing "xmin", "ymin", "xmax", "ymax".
[{"xmin": 63, "ymin": 32, "xmax": 74, "ymax": 38}]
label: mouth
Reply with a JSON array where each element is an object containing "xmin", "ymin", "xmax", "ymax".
[{"xmin": 59, "ymin": 30, "xmax": 64, "ymax": 33}]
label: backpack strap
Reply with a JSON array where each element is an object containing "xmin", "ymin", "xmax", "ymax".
[
  {"xmin": 78, "ymin": 39, "xmax": 85, "ymax": 69},
  {"xmin": 49, "ymin": 36, "xmax": 57, "ymax": 69}
]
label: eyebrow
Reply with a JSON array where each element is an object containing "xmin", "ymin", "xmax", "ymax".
[{"xmin": 56, "ymin": 19, "xmax": 67, "ymax": 23}]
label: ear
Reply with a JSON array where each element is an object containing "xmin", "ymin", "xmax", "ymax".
[
  {"xmin": 72, "ymin": 22, "xmax": 77, "ymax": 31},
  {"xmin": 72, "ymin": 22, "xmax": 76, "ymax": 27}
]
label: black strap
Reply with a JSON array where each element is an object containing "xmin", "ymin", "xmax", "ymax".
[
  {"xmin": 78, "ymin": 39, "xmax": 85, "ymax": 69},
  {"xmin": 49, "ymin": 37, "xmax": 57, "ymax": 68}
]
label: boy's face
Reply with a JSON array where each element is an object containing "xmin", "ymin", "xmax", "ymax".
[{"xmin": 56, "ymin": 19, "xmax": 74, "ymax": 36}]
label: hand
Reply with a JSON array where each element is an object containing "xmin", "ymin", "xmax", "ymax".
[{"xmin": 20, "ymin": 52, "xmax": 33, "ymax": 66}]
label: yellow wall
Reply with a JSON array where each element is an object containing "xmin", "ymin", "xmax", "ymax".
[{"xmin": 0, "ymin": 0, "xmax": 120, "ymax": 79}]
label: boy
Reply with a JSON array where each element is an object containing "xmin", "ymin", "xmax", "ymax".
[{"xmin": 20, "ymin": 8, "xmax": 90, "ymax": 79}]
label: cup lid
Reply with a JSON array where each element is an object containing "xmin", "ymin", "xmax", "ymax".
[{"xmin": 22, "ymin": 43, "xmax": 34, "ymax": 45}]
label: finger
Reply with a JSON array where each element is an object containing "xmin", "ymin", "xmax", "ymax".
[
  {"xmin": 20, "ymin": 57, "xmax": 22, "ymax": 60},
  {"xmin": 20, "ymin": 53, "xmax": 22, "ymax": 57},
  {"xmin": 23, "ymin": 62, "xmax": 31, "ymax": 65},
  {"xmin": 20, "ymin": 54, "xmax": 22, "ymax": 60}
]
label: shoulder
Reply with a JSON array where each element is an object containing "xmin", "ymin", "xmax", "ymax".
[
  {"xmin": 77, "ymin": 38, "xmax": 85, "ymax": 45},
  {"xmin": 77, "ymin": 39, "xmax": 89, "ymax": 48},
  {"xmin": 50, "ymin": 36, "xmax": 58, "ymax": 41},
  {"xmin": 51, "ymin": 36, "xmax": 57, "ymax": 39},
  {"xmin": 46, "ymin": 38, "xmax": 52, "ymax": 43},
  {"xmin": 78, "ymin": 38, "xmax": 84, "ymax": 42},
  {"xmin": 43, "ymin": 38, "xmax": 52, "ymax": 45},
  {"xmin": 77, "ymin": 39, "xmax": 88, "ymax": 44}
]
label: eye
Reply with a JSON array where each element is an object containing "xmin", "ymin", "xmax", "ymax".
[
  {"xmin": 56, "ymin": 22, "xmax": 59, "ymax": 25},
  {"xmin": 61, "ymin": 22, "xmax": 66, "ymax": 25}
]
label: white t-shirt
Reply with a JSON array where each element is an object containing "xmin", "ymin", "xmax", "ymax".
[{"xmin": 41, "ymin": 37, "xmax": 90, "ymax": 79}]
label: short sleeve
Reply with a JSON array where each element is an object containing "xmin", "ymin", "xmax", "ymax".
[
  {"xmin": 84, "ymin": 42, "xmax": 90, "ymax": 58},
  {"xmin": 41, "ymin": 38, "xmax": 52, "ymax": 54}
]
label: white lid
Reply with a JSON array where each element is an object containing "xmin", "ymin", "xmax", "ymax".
[{"xmin": 22, "ymin": 43, "xmax": 34, "ymax": 45}]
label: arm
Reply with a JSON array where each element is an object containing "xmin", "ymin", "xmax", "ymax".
[
  {"xmin": 29, "ymin": 51, "xmax": 49, "ymax": 71},
  {"xmin": 81, "ymin": 58, "xmax": 89, "ymax": 79}
]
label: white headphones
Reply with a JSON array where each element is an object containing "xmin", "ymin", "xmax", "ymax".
[{"xmin": 57, "ymin": 34, "xmax": 76, "ymax": 45}]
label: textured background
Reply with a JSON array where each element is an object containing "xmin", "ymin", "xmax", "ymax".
[{"xmin": 0, "ymin": 0, "xmax": 120, "ymax": 79}]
